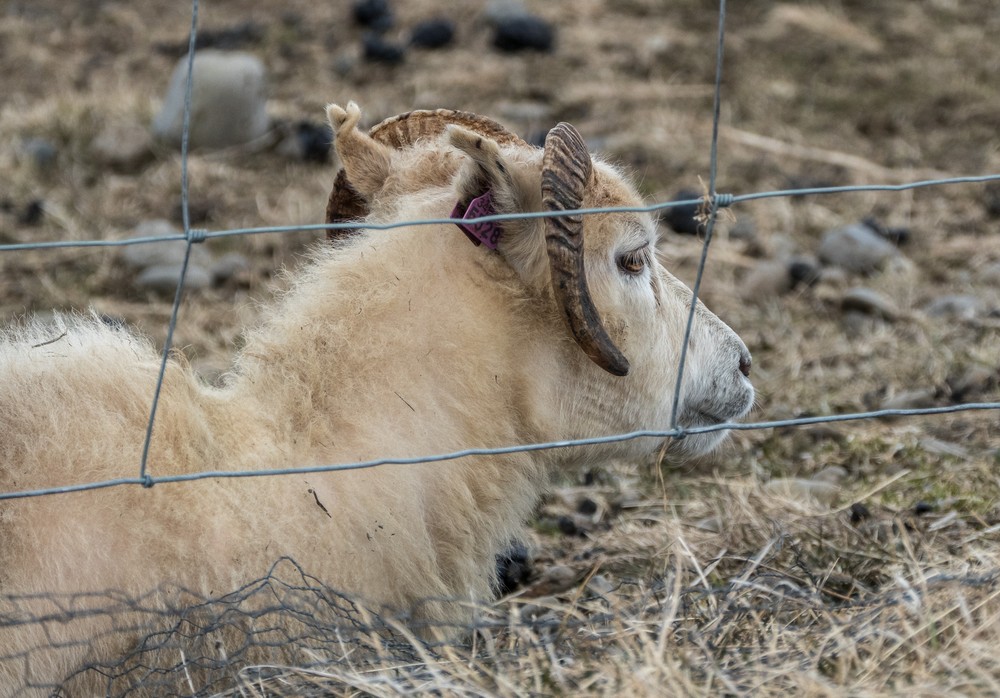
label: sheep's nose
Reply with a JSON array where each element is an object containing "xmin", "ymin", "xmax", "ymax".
[{"xmin": 738, "ymin": 350, "xmax": 752, "ymax": 378}]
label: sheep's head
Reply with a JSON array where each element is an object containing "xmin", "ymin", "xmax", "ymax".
[{"xmin": 326, "ymin": 102, "xmax": 754, "ymax": 456}]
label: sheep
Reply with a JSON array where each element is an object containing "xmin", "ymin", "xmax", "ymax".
[{"xmin": 0, "ymin": 101, "xmax": 755, "ymax": 694}]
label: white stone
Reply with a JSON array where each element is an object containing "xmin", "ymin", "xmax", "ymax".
[{"xmin": 152, "ymin": 51, "xmax": 269, "ymax": 150}]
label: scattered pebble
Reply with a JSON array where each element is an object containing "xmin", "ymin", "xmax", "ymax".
[
  {"xmin": 840, "ymin": 287, "xmax": 898, "ymax": 321},
  {"xmin": 496, "ymin": 540, "xmax": 533, "ymax": 596},
  {"xmin": 862, "ymin": 216, "xmax": 910, "ymax": 246},
  {"xmin": 849, "ymin": 502, "xmax": 871, "ymax": 523},
  {"xmin": 913, "ymin": 501, "xmax": 935, "ymax": 516},
  {"xmin": 818, "ymin": 222, "xmax": 900, "ymax": 274},
  {"xmin": 880, "ymin": 388, "xmax": 938, "ymax": 411},
  {"xmin": 585, "ymin": 574, "xmax": 614, "ymax": 596},
  {"xmin": 577, "ymin": 497, "xmax": 598, "ymax": 516},
  {"xmin": 493, "ymin": 14, "xmax": 555, "ymax": 53},
  {"xmin": 91, "ymin": 121, "xmax": 153, "ymax": 173},
  {"xmin": 557, "ymin": 515, "xmax": 579, "ymax": 536},
  {"xmin": 663, "ymin": 188, "xmax": 703, "ymax": 235},
  {"xmin": 210, "ymin": 252, "xmax": 251, "ymax": 284},
  {"xmin": 18, "ymin": 200, "xmax": 44, "ymax": 226},
  {"xmin": 21, "ymin": 137, "xmax": 57, "ymax": 171},
  {"xmin": 788, "ymin": 255, "xmax": 821, "ymax": 288},
  {"xmin": 353, "ymin": 0, "xmax": 394, "ymax": 31},
  {"xmin": 922, "ymin": 294, "xmax": 984, "ymax": 320},
  {"xmin": 764, "ymin": 477, "xmax": 840, "ymax": 506},
  {"xmin": 136, "ymin": 263, "xmax": 213, "ymax": 294},
  {"xmin": 362, "ymin": 33, "xmax": 406, "ymax": 63},
  {"xmin": 277, "ymin": 120, "xmax": 332, "ymax": 163},
  {"xmin": 152, "ymin": 51, "xmax": 270, "ymax": 150},
  {"xmin": 410, "ymin": 18, "xmax": 455, "ymax": 49}
]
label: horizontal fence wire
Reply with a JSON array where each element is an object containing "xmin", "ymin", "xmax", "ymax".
[{"xmin": 0, "ymin": 0, "xmax": 997, "ymax": 506}]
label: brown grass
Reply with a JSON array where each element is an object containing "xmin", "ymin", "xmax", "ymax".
[{"xmin": 2, "ymin": 0, "xmax": 999, "ymax": 694}]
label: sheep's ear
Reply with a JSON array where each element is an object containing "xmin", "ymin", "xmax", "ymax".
[
  {"xmin": 326, "ymin": 101, "xmax": 392, "ymax": 199},
  {"xmin": 448, "ymin": 125, "xmax": 548, "ymax": 285}
]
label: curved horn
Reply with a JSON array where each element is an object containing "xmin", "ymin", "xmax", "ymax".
[
  {"xmin": 326, "ymin": 109, "xmax": 525, "ymax": 238},
  {"xmin": 542, "ymin": 123, "xmax": 630, "ymax": 377}
]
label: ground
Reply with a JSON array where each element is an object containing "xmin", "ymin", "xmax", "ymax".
[{"xmin": 1, "ymin": 0, "xmax": 999, "ymax": 695}]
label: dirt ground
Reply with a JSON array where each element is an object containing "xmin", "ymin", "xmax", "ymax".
[{"xmin": 2, "ymin": 0, "xmax": 1000, "ymax": 694}]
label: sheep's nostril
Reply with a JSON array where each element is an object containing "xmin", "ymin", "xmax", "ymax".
[{"xmin": 739, "ymin": 354, "xmax": 752, "ymax": 378}]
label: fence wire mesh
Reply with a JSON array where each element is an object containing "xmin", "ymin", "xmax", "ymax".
[{"xmin": 1, "ymin": 0, "xmax": 999, "ymax": 694}]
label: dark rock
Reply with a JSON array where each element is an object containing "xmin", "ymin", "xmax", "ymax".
[
  {"xmin": 410, "ymin": 18, "xmax": 455, "ymax": 49},
  {"xmin": 985, "ymin": 182, "xmax": 1000, "ymax": 218},
  {"xmin": 362, "ymin": 33, "xmax": 405, "ymax": 64},
  {"xmin": 788, "ymin": 255, "xmax": 821, "ymax": 288},
  {"xmin": 664, "ymin": 188, "xmax": 703, "ymax": 235},
  {"xmin": 849, "ymin": 502, "xmax": 871, "ymax": 524},
  {"xmin": 913, "ymin": 501, "xmax": 934, "ymax": 516},
  {"xmin": 862, "ymin": 216, "xmax": 910, "ymax": 246},
  {"xmin": 295, "ymin": 120, "xmax": 332, "ymax": 163},
  {"xmin": 496, "ymin": 540, "xmax": 532, "ymax": 596},
  {"xmin": 577, "ymin": 497, "xmax": 598, "ymax": 516},
  {"xmin": 19, "ymin": 199, "xmax": 44, "ymax": 226},
  {"xmin": 493, "ymin": 15, "xmax": 555, "ymax": 53},
  {"xmin": 353, "ymin": 0, "xmax": 393, "ymax": 31},
  {"xmin": 557, "ymin": 515, "xmax": 578, "ymax": 536}
]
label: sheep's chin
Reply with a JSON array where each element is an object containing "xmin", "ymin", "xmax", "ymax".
[{"xmin": 665, "ymin": 429, "xmax": 731, "ymax": 459}]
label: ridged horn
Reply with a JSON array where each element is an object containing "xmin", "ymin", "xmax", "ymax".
[
  {"xmin": 326, "ymin": 109, "xmax": 525, "ymax": 240},
  {"xmin": 542, "ymin": 123, "xmax": 630, "ymax": 377}
]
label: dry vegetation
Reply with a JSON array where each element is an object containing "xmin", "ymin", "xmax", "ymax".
[{"xmin": 1, "ymin": 0, "xmax": 999, "ymax": 694}]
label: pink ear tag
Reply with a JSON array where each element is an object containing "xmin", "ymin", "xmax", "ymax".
[{"xmin": 450, "ymin": 190, "xmax": 503, "ymax": 250}]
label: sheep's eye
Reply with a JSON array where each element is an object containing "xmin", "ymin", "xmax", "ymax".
[{"xmin": 617, "ymin": 248, "xmax": 647, "ymax": 276}]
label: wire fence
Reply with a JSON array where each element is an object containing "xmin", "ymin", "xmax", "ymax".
[{"xmin": 2, "ymin": 0, "xmax": 1000, "ymax": 693}]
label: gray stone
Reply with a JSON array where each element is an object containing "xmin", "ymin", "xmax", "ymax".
[
  {"xmin": 152, "ymin": 51, "xmax": 269, "ymax": 150},
  {"xmin": 840, "ymin": 287, "xmax": 898, "ymax": 320},
  {"xmin": 880, "ymin": 388, "xmax": 938, "ymax": 411},
  {"xmin": 764, "ymin": 478, "xmax": 839, "ymax": 506},
  {"xmin": 210, "ymin": 251, "xmax": 251, "ymax": 283},
  {"xmin": 21, "ymin": 137, "xmax": 57, "ymax": 171},
  {"xmin": 135, "ymin": 263, "xmax": 213, "ymax": 293},
  {"xmin": 91, "ymin": 121, "xmax": 153, "ymax": 172},
  {"xmin": 484, "ymin": 0, "xmax": 529, "ymax": 24},
  {"xmin": 818, "ymin": 223, "xmax": 899, "ymax": 274},
  {"xmin": 121, "ymin": 220, "xmax": 212, "ymax": 270},
  {"xmin": 923, "ymin": 294, "xmax": 984, "ymax": 320}
]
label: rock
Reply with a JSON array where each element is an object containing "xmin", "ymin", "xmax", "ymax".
[
  {"xmin": 880, "ymin": 388, "xmax": 938, "ymax": 411},
  {"xmin": 19, "ymin": 200, "xmax": 44, "ymax": 226},
  {"xmin": 817, "ymin": 222, "xmax": 899, "ymax": 274},
  {"xmin": 496, "ymin": 540, "xmax": 533, "ymax": 596},
  {"xmin": 122, "ymin": 220, "xmax": 212, "ymax": 270},
  {"xmin": 861, "ymin": 216, "xmax": 910, "ymax": 246},
  {"xmin": 948, "ymin": 365, "xmax": 998, "ymax": 402},
  {"xmin": 922, "ymin": 294, "xmax": 983, "ymax": 320},
  {"xmin": 493, "ymin": 15, "xmax": 555, "ymax": 53},
  {"xmin": 663, "ymin": 188, "xmax": 703, "ymax": 235},
  {"xmin": 788, "ymin": 255, "xmax": 821, "ymax": 288},
  {"xmin": 352, "ymin": 0, "xmax": 393, "ymax": 31},
  {"xmin": 210, "ymin": 252, "xmax": 251, "ymax": 283},
  {"xmin": 840, "ymin": 287, "xmax": 898, "ymax": 320},
  {"xmin": 91, "ymin": 121, "xmax": 153, "ymax": 172},
  {"xmin": 585, "ymin": 574, "xmax": 614, "ymax": 596},
  {"xmin": 135, "ymin": 263, "xmax": 212, "ymax": 294},
  {"xmin": 849, "ymin": 502, "xmax": 871, "ymax": 523},
  {"xmin": 979, "ymin": 261, "xmax": 1000, "ymax": 285},
  {"xmin": 362, "ymin": 33, "xmax": 405, "ymax": 63},
  {"xmin": 276, "ymin": 120, "xmax": 332, "ymax": 163},
  {"xmin": 764, "ymin": 478, "xmax": 839, "ymax": 506},
  {"xmin": 526, "ymin": 564, "xmax": 578, "ymax": 596},
  {"xmin": 913, "ymin": 501, "xmax": 934, "ymax": 516},
  {"xmin": 152, "ymin": 51, "xmax": 269, "ymax": 150},
  {"xmin": 576, "ymin": 497, "xmax": 598, "ymax": 516},
  {"xmin": 985, "ymin": 182, "xmax": 1000, "ymax": 218},
  {"xmin": 743, "ymin": 260, "xmax": 791, "ymax": 302},
  {"xmin": 21, "ymin": 137, "xmax": 57, "ymax": 171},
  {"xmin": 410, "ymin": 18, "xmax": 455, "ymax": 49}
]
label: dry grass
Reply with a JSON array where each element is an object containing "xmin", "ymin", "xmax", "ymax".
[{"xmin": 2, "ymin": 0, "xmax": 999, "ymax": 694}]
